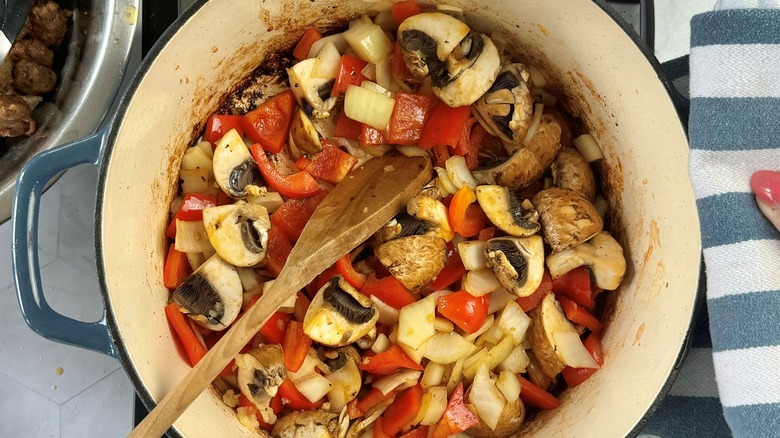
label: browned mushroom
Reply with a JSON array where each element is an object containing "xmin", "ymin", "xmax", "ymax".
[
  {"xmin": 271, "ymin": 409, "xmax": 341, "ymax": 438},
  {"xmin": 552, "ymin": 147, "xmax": 596, "ymax": 201},
  {"xmin": 532, "ymin": 187, "xmax": 603, "ymax": 252},
  {"xmin": 376, "ymin": 235, "xmax": 447, "ymax": 290}
]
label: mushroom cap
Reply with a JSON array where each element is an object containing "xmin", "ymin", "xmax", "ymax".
[
  {"xmin": 467, "ymin": 397, "xmax": 526, "ymax": 438},
  {"xmin": 532, "ymin": 187, "xmax": 603, "ymax": 252},
  {"xmin": 433, "ymin": 32, "xmax": 501, "ymax": 107},
  {"xmin": 527, "ymin": 293, "xmax": 576, "ymax": 378},
  {"xmin": 552, "ymin": 147, "xmax": 596, "ymax": 201},
  {"xmin": 289, "ymin": 108, "xmax": 323, "ymax": 157},
  {"xmin": 236, "ymin": 344, "xmax": 286, "ymax": 421},
  {"xmin": 212, "ymin": 128, "xmax": 263, "ymax": 198},
  {"xmin": 376, "ymin": 235, "xmax": 447, "ymax": 291},
  {"xmin": 288, "ymin": 58, "xmax": 337, "ymax": 119},
  {"xmin": 473, "ymin": 63, "xmax": 535, "ymax": 144},
  {"xmin": 398, "ymin": 12, "xmax": 471, "ymax": 77},
  {"xmin": 472, "ymin": 114, "xmax": 562, "ymax": 190},
  {"xmin": 172, "ymin": 254, "xmax": 243, "ymax": 331},
  {"xmin": 406, "ymin": 195, "xmax": 454, "ymax": 242},
  {"xmin": 484, "ymin": 236, "xmax": 544, "ymax": 297},
  {"xmin": 202, "ymin": 202, "xmax": 271, "ymax": 267},
  {"xmin": 271, "ymin": 409, "xmax": 340, "ymax": 438},
  {"xmin": 304, "ymin": 276, "xmax": 379, "ymax": 347},
  {"xmin": 475, "ymin": 185, "xmax": 540, "ymax": 237}
]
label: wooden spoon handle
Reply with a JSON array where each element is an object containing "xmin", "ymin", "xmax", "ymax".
[{"xmin": 130, "ymin": 153, "xmax": 431, "ymax": 437}]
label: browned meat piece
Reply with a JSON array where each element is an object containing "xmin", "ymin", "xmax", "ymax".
[
  {"xmin": 0, "ymin": 60, "xmax": 13, "ymax": 93},
  {"xmin": 29, "ymin": 1, "xmax": 72, "ymax": 47},
  {"xmin": 9, "ymin": 39, "xmax": 54, "ymax": 67},
  {"xmin": 0, "ymin": 95, "xmax": 36, "ymax": 137},
  {"xmin": 13, "ymin": 59, "xmax": 56, "ymax": 95}
]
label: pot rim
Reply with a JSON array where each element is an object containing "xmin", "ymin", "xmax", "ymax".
[{"xmin": 94, "ymin": 1, "xmax": 701, "ymax": 436}]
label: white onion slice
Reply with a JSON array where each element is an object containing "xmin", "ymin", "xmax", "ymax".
[
  {"xmin": 423, "ymin": 332, "xmax": 476, "ymax": 364},
  {"xmin": 370, "ymin": 295, "xmax": 400, "ymax": 326},
  {"xmin": 344, "ymin": 85, "xmax": 395, "ymax": 130},
  {"xmin": 371, "ymin": 333, "xmax": 391, "ymax": 354},
  {"xmin": 458, "ymin": 240, "xmax": 487, "ymax": 271},
  {"xmin": 419, "ymin": 386, "xmax": 448, "ymax": 425},
  {"xmin": 573, "ymin": 133, "xmax": 604, "ymax": 162},
  {"xmin": 445, "ymin": 155, "xmax": 478, "ymax": 191},
  {"xmin": 174, "ymin": 220, "xmax": 214, "ymax": 253},
  {"xmin": 522, "ymin": 103, "xmax": 545, "ymax": 146},
  {"xmin": 497, "ymin": 301, "xmax": 532, "ymax": 345},
  {"xmin": 396, "ymin": 145, "xmax": 430, "ymax": 158},
  {"xmin": 464, "ymin": 269, "xmax": 503, "ymax": 297},
  {"xmin": 373, "ymin": 370, "xmax": 421, "ymax": 395},
  {"xmin": 487, "ymin": 288, "xmax": 516, "ymax": 315},
  {"xmin": 421, "ymin": 362, "xmax": 446, "ymax": 389},
  {"xmin": 496, "ymin": 371, "xmax": 521, "ymax": 402},
  {"xmin": 553, "ymin": 331, "xmax": 600, "ymax": 369},
  {"xmin": 527, "ymin": 64, "xmax": 547, "ymax": 88}
]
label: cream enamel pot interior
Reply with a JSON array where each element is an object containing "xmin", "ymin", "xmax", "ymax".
[{"xmin": 12, "ymin": 0, "xmax": 701, "ymax": 436}]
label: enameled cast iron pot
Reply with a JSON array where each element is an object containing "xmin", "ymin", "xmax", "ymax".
[{"xmin": 12, "ymin": 0, "xmax": 701, "ymax": 436}]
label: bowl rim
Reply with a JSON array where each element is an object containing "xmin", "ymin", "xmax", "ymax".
[{"xmin": 93, "ymin": 0, "xmax": 701, "ymax": 436}]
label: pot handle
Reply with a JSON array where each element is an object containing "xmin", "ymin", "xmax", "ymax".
[
  {"xmin": 661, "ymin": 55, "xmax": 690, "ymax": 126},
  {"xmin": 11, "ymin": 129, "xmax": 117, "ymax": 358}
]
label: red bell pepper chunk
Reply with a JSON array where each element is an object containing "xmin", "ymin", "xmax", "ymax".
[
  {"xmin": 298, "ymin": 140, "xmax": 359, "ymax": 184},
  {"xmin": 517, "ymin": 270, "xmax": 553, "ymax": 312},
  {"xmin": 437, "ymin": 290, "xmax": 489, "ymax": 334},
  {"xmin": 448, "ymin": 186, "xmax": 488, "ymax": 238},
  {"xmin": 400, "ymin": 426, "xmax": 429, "ymax": 438},
  {"xmin": 216, "ymin": 190, "xmax": 232, "ymax": 206},
  {"xmin": 271, "ymin": 191, "xmax": 328, "ymax": 242},
  {"xmin": 335, "ymin": 108, "xmax": 362, "ymax": 140},
  {"xmin": 356, "ymin": 387, "xmax": 398, "ymax": 413},
  {"xmin": 390, "ymin": 42, "xmax": 414, "ymax": 82},
  {"xmin": 429, "ymin": 245, "xmax": 466, "ymax": 290},
  {"xmin": 282, "ymin": 320, "xmax": 313, "ymax": 372},
  {"xmin": 383, "ymin": 384, "xmax": 423, "ymax": 436},
  {"xmin": 265, "ymin": 226, "xmax": 294, "ymax": 277},
  {"xmin": 388, "ymin": 92, "xmax": 431, "ymax": 145},
  {"xmin": 293, "ymin": 27, "xmax": 323, "ymax": 61},
  {"xmin": 316, "ymin": 266, "xmax": 340, "ymax": 291},
  {"xmin": 333, "ymin": 55, "xmax": 368, "ymax": 97},
  {"xmin": 551, "ymin": 266, "xmax": 593, "ymax": 308},
  {"xmin": 165, "ymin": 193, "xmax": 218, "ymax": 238},
  {"xmin": 250, "ymin": 143, "xmax": 321, "ymax": 198},
  {"xmin": 452, "ymin": 117, "xmax": 480, "ymax": 169},
  {"xmin": 360, "ymin": 124, "xmax": 388, "ymax": 147},
  {"xmin": 418, "ymin": 103, "xmax": 471, "ymax": 149},
  {"xmin": 278, "ymin": 378, "xmax": 324, "ymax": 410},
  {"xmin": 557, "ymin": 296, "xmax": 603, "ymax": 333},
  {"xmin": 518, "ymin": 376, "xmax": 560, "ymax": 409},
  {"xmin": 203, "ymin": 114, "xmax": 244, "ymax": 149},
  {"xmin": 346, "ymin": 398, "xmax": 364, "ymax": 419},
  {"xmin": 478, "ymin": 226, "xmax": 496, "ymax": 241},
  {"xmin": 336, "ymin": 254, "xmax": 367, "ymax": 289},
  {"xmin": 163, "ymin": 245, "xmax": 192, "ymax": 290},
  {"xmin": 242, "ymin": 90, "xmax": 295, "ymax": 154},
  {"xmin": 164, "ymin": 303, "xmax": 207, "ymax": 367},
  {"xmin": 361, "ymin": 274, "xmax": 416, "ymax": 309},
  {"xmin": 433, "ymin": 383, "xmax": 479, "ymax": 438},
  {"xmin": 294, "ymin": 291, "xmax": 311, "ymax": 322},
  {"xmin": 359, "ymin": 344, "xmax": 423, "ymax": 375},
  {"xmin": 561, "ymin": 332, "xmax": 604, "ymax": 387},
  {"xmin": 259, "ymin": 311, "xmax": 291, "ymax": 344},
  {"xmin": 391, "ymin": 0, "xmax": 423, "ymax": 25},
  {"xmin": 373, "ymin": 418, "xmax": 392, "ymax": 438}
]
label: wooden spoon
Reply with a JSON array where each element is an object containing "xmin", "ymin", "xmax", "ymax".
[{"xmin": 131, "ymin": 152, "xmax": 433, "ymax": 437}]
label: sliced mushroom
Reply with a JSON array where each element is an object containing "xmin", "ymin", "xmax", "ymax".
[
  {"xmin": 304, "ymin": 276, "xmax": 379, "ymax": 347},
  {"xmin": 289, "ymin": 108, "xmax": 323, "ymax": 157},
  {"xmin": 484, "ymin": 236, "xmax": 544, "ymax": 297},
  {"xmin": 419, "ymin": 178, "xmax": 444, "ymax": 200},
  {"xmin": 172, "ymin": 254, "xmax": 243, "ymax": 330},
  {"xmin": 475, "ymin": 185, "xmax": 540, "ymax": 237},
  {"xmin": 202, "ymin": 202, "xmax": 271, "ymax": 267},
  {"xmin": 324, "ymin": 347, "xmax": 362, "ymax": 412},
  {"xmin": 532, "ymin": 188, "xmax": 603, "ymax": 253},
  {"xmin": 472, "ymin": 114, "xmax": 562, "ymax": 189},
  {"xmin": 552, "ymin": 147, "xmax": 596, "ymax": 201},
  {"xmin": 376, "ymin": 212, "xmax": 432, "ymax": 244},
  {"xmin": 546, "ymin": 231, "xmax": 626, "ymax": 290},
  {"xmin": 397, "ymin": 12, "xmax": 471, "ymax": 79},
  {"xmin": 212, "ymin": 128, "xmax": 264, "ymax": 198},
  {"xmin": 431, "ymin": 32, "xmax": 501, "ymax": 107},
  {"xmin": 271, "ymin": 409, "xmax": 340, "ymax": 438},
  {"xmin": 526, "ymin": 350, "xmax": 556, "ymax": 391},
  {"xmin": 236, "ymin": 344, "xmax": 286, "ymax": 423},
  {"xmin": 406, "ymin": 194, "xmax": 455, "ymax": 241},
  {"xmin": 527, "ymin": 293, "xmax": 579, "ymax": 378},
  {"xmin": 376, "ymin": 235, "xmax": 447, "ymax": 291},
  {"xmin": 468, "ymin": 397, "xmax": 526, "ymax": 438},
  {"xmin": 288, "ymin": 58, "xmax": 337, "ymax": 119},
  {"xmin": 473, "ymin": 63, "xmax": 534, "ymax": 145}
]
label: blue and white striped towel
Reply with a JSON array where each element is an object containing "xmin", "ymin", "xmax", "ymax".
[{"xmin": 641, "ymin": 1, "xmax": 780, "ymax": 437}]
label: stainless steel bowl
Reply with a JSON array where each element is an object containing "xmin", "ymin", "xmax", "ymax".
[{"xmin": 0, "ymin": 0, "xmax": 138, "ymax": 223}]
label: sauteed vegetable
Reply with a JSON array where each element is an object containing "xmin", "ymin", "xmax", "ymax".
[{"xmin": 163, "ymin": 3, "xmax": 627, "ymax": 437}]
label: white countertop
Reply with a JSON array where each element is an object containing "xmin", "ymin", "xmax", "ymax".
[{"xmin": 0, "ymin": 1, "xmax": 717, "ymax": 436}]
